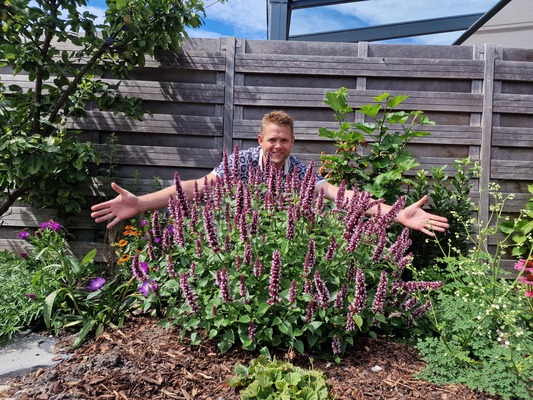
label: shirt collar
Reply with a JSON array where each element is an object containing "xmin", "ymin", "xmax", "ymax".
[{"xmin": 259, "ymin": 148, "xmax": 290, "ymax": 175}]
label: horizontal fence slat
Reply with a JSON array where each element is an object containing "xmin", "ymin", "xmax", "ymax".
[
  {"xmin": 69, "ymin": 113, "xmax": 224, "ymax": 135},
  {"xmin": 235, "ymin": 54, "xmax": 484, "ymax": 78}
]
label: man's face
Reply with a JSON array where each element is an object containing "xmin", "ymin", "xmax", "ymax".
[{"xmin": 257, "ymin": 122, "xmax": 295, "ymax": 169}]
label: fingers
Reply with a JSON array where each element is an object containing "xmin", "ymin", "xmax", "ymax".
[{"xmin": 107, "ymin": 217, "xmax": 120, "ymax": 230}]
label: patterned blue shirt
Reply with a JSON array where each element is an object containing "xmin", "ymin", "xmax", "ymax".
[{"xmin": 212, "ymin": 146, "xmax": 325, "ymax": 185}]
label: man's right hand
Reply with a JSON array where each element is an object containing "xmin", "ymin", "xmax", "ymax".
[{"xmin": 91, "ymin": 182, "xmax": 140, "ymax": 229}]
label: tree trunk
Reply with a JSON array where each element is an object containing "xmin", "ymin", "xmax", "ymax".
[{"xmin": 0, "ymin": 187, "xmax": 30, "ymax": 217}]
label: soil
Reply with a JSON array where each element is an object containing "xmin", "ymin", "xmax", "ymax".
[{"xmin": 0, "ymin": 315, "xmax": 499, "ymax": 400}]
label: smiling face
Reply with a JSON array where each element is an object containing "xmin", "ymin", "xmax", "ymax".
[{"xmin": 257, "ymin": 122, "xmax": 295, "ymax": 170}]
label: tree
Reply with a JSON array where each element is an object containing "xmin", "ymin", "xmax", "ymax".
[{"xmin": 0, "ymin": 0, "xmax": 219, "ymax": 216}]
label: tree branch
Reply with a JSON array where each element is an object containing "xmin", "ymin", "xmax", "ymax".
[{"xmin": 0, "ymin": 187, "xmax": 30, "ymax": 217}]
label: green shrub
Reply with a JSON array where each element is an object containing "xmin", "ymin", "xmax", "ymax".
[
  {"xmin": 114, "ymin": 149, "xmax": 443, "ymax": 357},
  {"xmin": 0, "ymin": 250, "xmax": 54, "ymax": 343},
  {"xmin": 318, "ymin": 89, "xmax": 433, "ymax": 204}
]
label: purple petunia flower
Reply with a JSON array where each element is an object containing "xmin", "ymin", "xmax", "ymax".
[
  {"xmin": 17, "ymin": 231, "xmax": 30, "ymax": 240},
  {"xmin": 49, "ymin": 221, "xmax": 62, "ymax": 232},
  {"xmin": 138, "ymin": 280, "xmax": 158, "ymax": 297},
  {"xmin": 88, "ymin": 277, "xmax": 106, "ymax": 291}
]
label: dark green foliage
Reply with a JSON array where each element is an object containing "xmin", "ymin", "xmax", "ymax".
[
  {"xmin": 0, "ymin": 0, "xmax": 216, "ymax": 216},
  {"xmin": 318, "ymin": 88, "xmax": 434, "ymax": 204}
]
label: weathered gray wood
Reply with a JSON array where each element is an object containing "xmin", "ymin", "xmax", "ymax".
[{"xmin": 3, "ymin": 38, "xmax": 533, "ymax": 274}]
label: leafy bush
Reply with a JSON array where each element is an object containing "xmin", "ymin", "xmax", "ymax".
[
  {"xmin": 408, "ymin": 158, "xmax": 478, "ymax": 273},
  {"xmin": 318, "ymin": 89, "xmax": 434, "ymax": 204},
  {"xmin": 227, "ymin": 351, "xmax": 333, "ymax": 400},
  {"xmin": 11, "ymin": 221, "xmax": 138, "ymax": 348},
  {"xmin": 115, "ymin": 148, "xmax": 443, "ymax": 357},
  {"xmin": 415, "ymin": 183, "xmax": 533, "ymax": 400},
  {"xmin": 318, "ymin": 89, "xmax": 476, "ymax": 274},
  {"xmin": 501, "ymin": 183, "xmax": 533, "ymax": 259}
]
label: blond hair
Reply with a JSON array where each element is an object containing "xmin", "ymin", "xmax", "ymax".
[{"xmin": 261, "ymin": 110, "xmax": 294, "ymax": 135}]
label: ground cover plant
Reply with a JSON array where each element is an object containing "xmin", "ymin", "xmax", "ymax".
[
  {"xmin": 113, "ymin": 147, "xmax": 443, "ymax": 359},
  {"xmin": 415, "ymin": 183, "xmax": 533, "ymax": 399},
  {"xmin": 228, "ymin": 350, "xmax": 334, "ymax": 399}
]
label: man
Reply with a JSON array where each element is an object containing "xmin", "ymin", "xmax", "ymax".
[{"xmin": 91, "ymin": 111, "xmax": 448, "ymax": 236}]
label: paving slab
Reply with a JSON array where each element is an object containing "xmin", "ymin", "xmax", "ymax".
[{"xmin": 0, "ymin": 332, "xmax": 72, "ymax": 378}]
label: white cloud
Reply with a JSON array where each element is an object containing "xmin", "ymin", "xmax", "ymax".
[
  {"xmin": 186, "ymin": 28, "xmax": 224, "ymax": 39},
  {"xmin": 78, "ymin": 5, "xmax": 106, "ymax": 26},
  {"xmin": 204, "ymin": 0, "xmax": 267, "ymax": 38}
]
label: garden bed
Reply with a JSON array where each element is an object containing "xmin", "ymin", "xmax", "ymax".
[{"xmin": 0, "ymin": 315, "xmax": 497, "ymax": 400}]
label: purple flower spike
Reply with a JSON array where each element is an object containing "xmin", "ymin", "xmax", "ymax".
[
  {"xmin": 179, "ymin": 272, "xmax": 200, "ymax": 313},
  {"xmin": 349, "ymin": 268, "xmax": 367, "ymax": 315},
  {"xmin": 88, "ymin": 277, "xmax": 106, "ymax": 291},
  {"xmin": 166, "ymin": 254, "xmax": 176, "ymax": 279},
  {"xmin": 332, "ymin": 336, "xmax": 341, "ymax": 355},
  {"xmin": 131, "ymin": 254, "xmax": 148, "ymax": 282},
  {"xmin": 303, "ymin": 239, "xmax": 316, "ymax": 276},
  {"xmin": 217, "ymin": 267, "xmax": 233, "ymax": 303},
  {"xmin": 313, "ymin": 270, "xmax": 330, "ymax": 309},
  {"xmin": 248, "ymin": 320, "xmax": 256, "ymax": 341},
  {"xmin": 289, "ymin": 279, "xmax": 297, "ymax": 304},
  {"xmin": 239, "ymin": 275, "xmax": 249, "ymax": 304},
  {"xmin": 372, "ymin": 271, "xmax": 388, "ymax": 314},
  {"xmin": 17, "ymin": 231, "xmax": 30, "ymax": 240},
  {"xmin": 267, "ymin": 250, "xmax": 282, "ymax": 305}
]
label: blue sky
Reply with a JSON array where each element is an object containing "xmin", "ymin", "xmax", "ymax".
[{"xmin": 85, "ymin": 0, "xmax": 501, "ymax": 44}]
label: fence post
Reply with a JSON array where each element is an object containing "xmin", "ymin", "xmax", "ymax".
[
  {"xmin": 223, "ymin": 36, "xmax": 237, "ymax": 152},
  {"xmin": 479, "ymin": 43, "xmax": 495, "ymax": 235}
]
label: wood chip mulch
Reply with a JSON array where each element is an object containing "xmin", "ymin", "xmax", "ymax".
[{"xmin": 0, "ymin": 315, "xmax": 499, "ymax": 400}]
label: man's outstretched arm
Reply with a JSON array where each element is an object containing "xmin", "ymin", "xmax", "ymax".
[
  {"xmin": 316, "ymin": 181, "xmax": 449, "ymax": 237},
  {"xmin": 91, "ymin": 173, "xmax": 218, "ymax": 229}
]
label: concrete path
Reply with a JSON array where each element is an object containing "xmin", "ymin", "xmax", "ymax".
[{"xmin": 0, "ymin": 332, "xmax": 72, "ymax": 379}]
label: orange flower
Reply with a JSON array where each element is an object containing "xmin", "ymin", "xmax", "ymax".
[
  {"xmin": 117, "ymin": 254, "xmax": 131, "ymax": 264},
  {"xmin": 117, "ymin": 239, "xmax": 128, "ymax": 247}
]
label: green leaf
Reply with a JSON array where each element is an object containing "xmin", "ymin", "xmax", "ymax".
[
  {"xmin": 353, "ymin": 314, "xmax": 363, "ymax": 330},
  {"xmin": 72, "ymin": 320, "xmax": 97, "ymax": 349},
  {"xmin": 43, "ymin": 289, "xmax": 60, "ymax": 330},
  {"xmin": 294, "ymin": 339, "xmax": 305, "ymax": 354},
  {"xmin": 81, "ymin": 248, "xmax": 97, "ymax": 265}
]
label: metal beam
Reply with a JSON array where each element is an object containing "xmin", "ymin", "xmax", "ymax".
[
  {"xmin": 289, "ymin": 13, "xmax": 484, "ymax": 42},
  {"xmin": 290, "ymin": 0, "xmax": 369, "ymax": 10},
  {"xmin": 267, "ymin": 0, "xmax": 291, "ymax": 40}
]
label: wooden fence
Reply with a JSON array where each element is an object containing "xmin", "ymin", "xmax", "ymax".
[{"xmin": 2, "ymin": 37, "xmax": 533, "ymax": 271}]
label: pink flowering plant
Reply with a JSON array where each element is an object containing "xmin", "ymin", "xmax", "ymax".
[{"xmin": 118, "ymin": 148, "xmax": 443, "ymax": 357}]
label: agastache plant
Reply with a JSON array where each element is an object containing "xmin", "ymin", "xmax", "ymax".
[{"xmin": 116, "ymin": 145, "xmax": 443, "ymax": 356}]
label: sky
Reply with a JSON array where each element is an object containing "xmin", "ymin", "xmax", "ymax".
[{"xmin": 84, "ymin": 0, "xmax": 501, "ymax": 45}]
